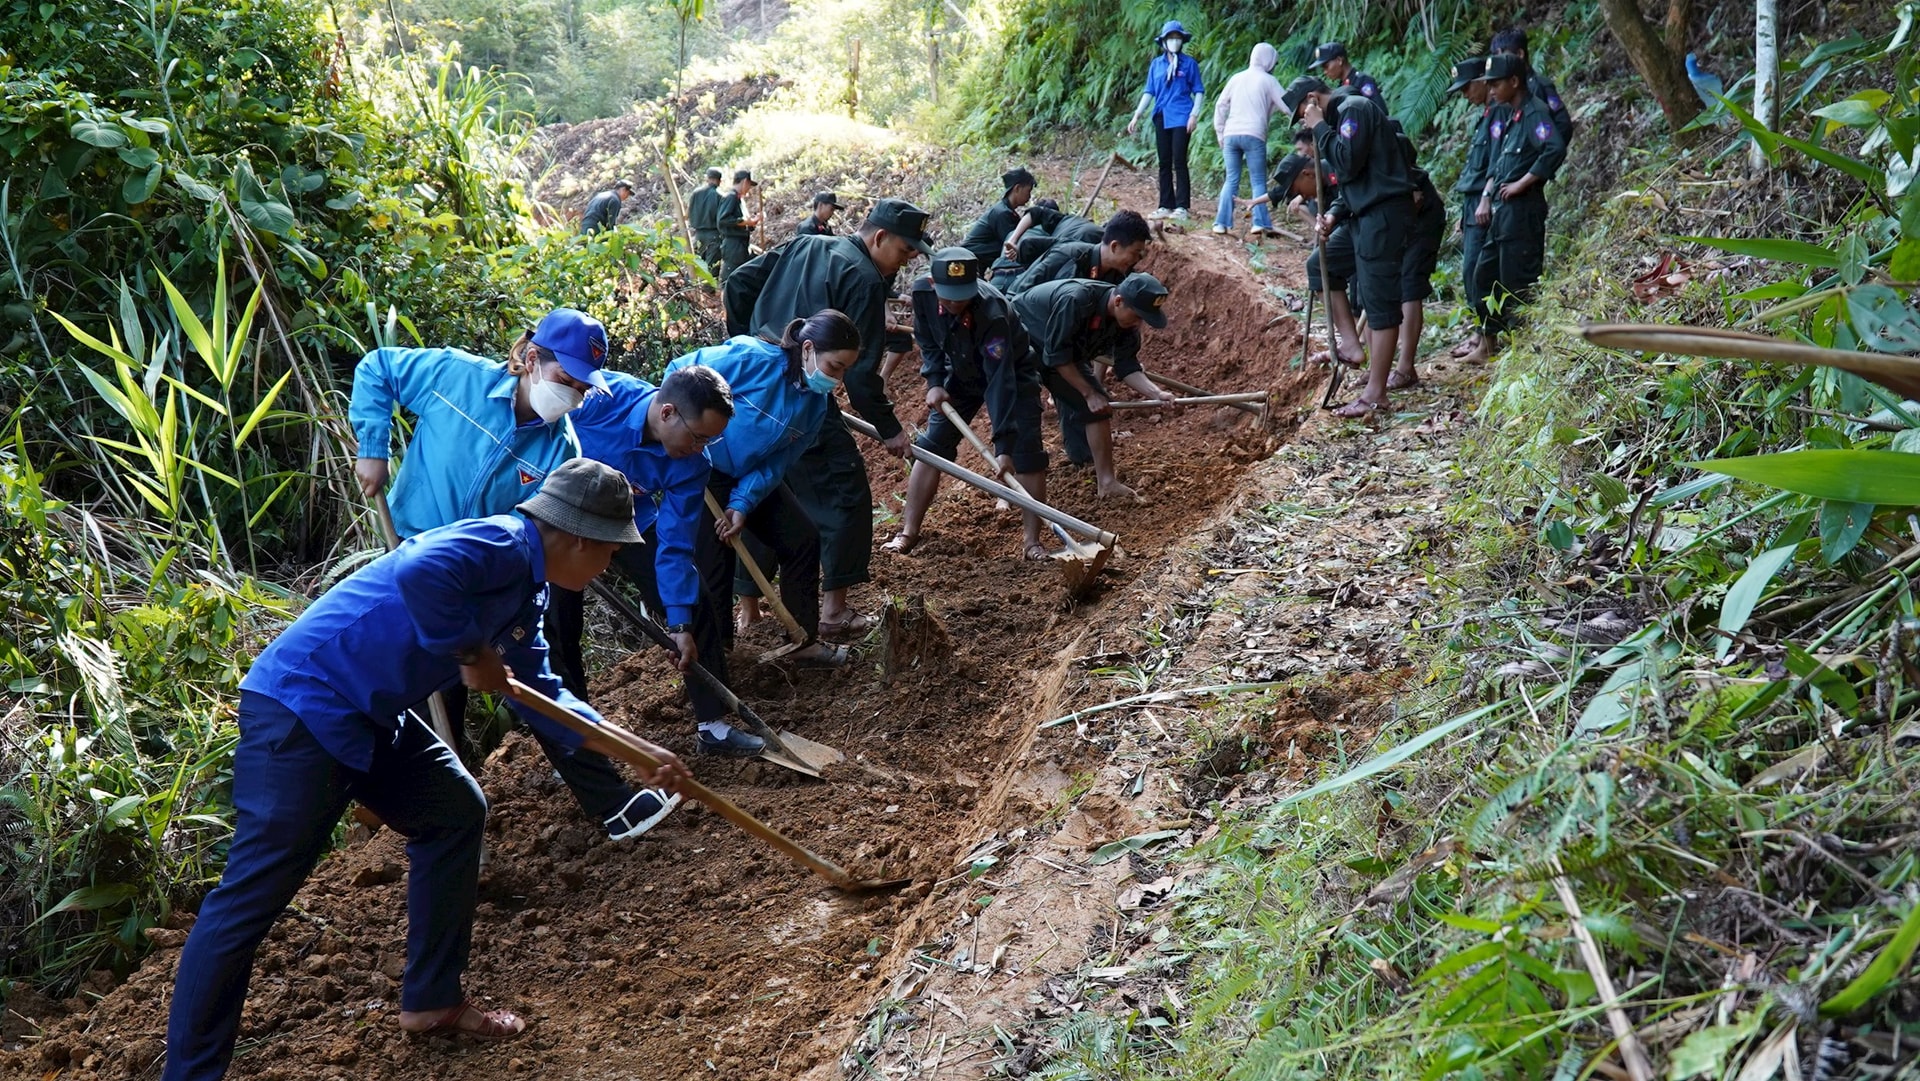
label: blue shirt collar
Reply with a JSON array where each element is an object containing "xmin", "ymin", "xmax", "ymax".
[{"xmin": 519, "ymin": 513, "xmax": 548, "ymax": 586}]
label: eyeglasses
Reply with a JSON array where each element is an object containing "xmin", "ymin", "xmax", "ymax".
[{"xmin": 671, "ymin": 409, "xmax": 723, "ymax": 448}]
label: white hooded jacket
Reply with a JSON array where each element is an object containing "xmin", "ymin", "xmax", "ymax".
[{"xmin": 1212, "ymin": 42, "xmax": 1288, "ymax": 141}]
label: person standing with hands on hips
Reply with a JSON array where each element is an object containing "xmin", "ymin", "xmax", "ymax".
[{"xmin": 1127, "ymin": 20, "xmax": 1204, "ymax": 222}]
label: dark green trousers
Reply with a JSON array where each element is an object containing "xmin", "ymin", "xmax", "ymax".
[
  {"xmin": 1473, "ymin": 190, "xmax": 1548, "ymax": 337},
  {"xmin": 720, "ymin": 236, "xmax": 751, "ymax": 282},
  {"xmin": 1459, "ymin": 194, "xmax": 1488, "ymax": 315},
  {"xmin": 782, "ymin": 413, "xmax": 874, "ymax": 594},
  {"xmin": 696, "ymin": 231, "xmax": 723, "ymax": 276}
]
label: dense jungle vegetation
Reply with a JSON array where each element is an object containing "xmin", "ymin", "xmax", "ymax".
[{"xmin": 4, "ymin": 0, "xmax": 1920, "ymax": 1077}]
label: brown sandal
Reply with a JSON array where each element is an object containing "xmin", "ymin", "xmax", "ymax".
[
  {"xmin": 406, "ymin": 1000, "xmax": 527, "ymax": 1042},
  {"xmin": 1331, "ymin": 397, "xmax": 1383, "ymax": 419},
  {"xmin": 881, "ymin": 532, "xmax": 920, "ymax": 555},
  {"xmin": 1023, "ymin": 543, "xmax": 1056, "ymax": 562},
  {"xmin": 1386, "ymin": 368, "xmax": 1419, "ymax": 391},
  {"xmin": 818, "ymin": 609, "xmax": 878, "ymax": 638}
]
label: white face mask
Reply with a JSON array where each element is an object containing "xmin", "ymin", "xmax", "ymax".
[
  {"xmin": 1166, "ymin": 38, "xmax": 1183, "ymax": 54},
  {"xmin": 529, "ymin": 369, "xmax": 585, "ymax": 422}
]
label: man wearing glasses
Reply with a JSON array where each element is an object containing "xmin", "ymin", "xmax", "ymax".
[{"xmin": 544, "ymin": 365, "xmax": 746, "ymax": 756}]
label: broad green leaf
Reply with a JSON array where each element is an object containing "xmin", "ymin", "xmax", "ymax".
[
  {"xmin": 1891, "ymin": 239, "xmax": 1920, "ymax": 282},
  {"xmin": 1578, "ymin": 657, "xmax": 1649, "ymax": 734},
  {"xmin": 235, "ymin": 161, "xmax": 296, "ymax": 235},
  {"xmin": 122, "ymin": 162, "xmax": 163, "ymax": 204},
  {"xmin": 1840, "ymin": 233, "xmax": 1870, "ymax": 285},
  {"xmin": 1812, "ymin": 98, "xmax": 1884, "ymax": 129},
  {"xmin": 1783, "ymin": 643, "xmax": 1860, "ymax": 713},
  {"xmin": 116, "ymin": 146, "xmax": 159, "ymax": 169},
  {"xmin": 1717, "ymin": 545, "xmax": 1795, "ymax": 661},
  {"xmin": 171, "ymin": 168, "xmax": 219, "ymax": 202},
  {"xmin": 1689, "ymin": 450, "xmax": 1920, "ymax": 505},
  {"xmin": 233, "ymin": 370, "xmax": 292, "ymax": 446},
  {"xmin": 1820, "ymin": 903, "xmax": 1920, "ymax": 1015},
  {"xmin": 1819, "ymin": 499, "xmax": 1874, "ymax": 563},
  {"xmin": 1275, "ymin": 702, "xmax": 1508, "ymax": 810},
  {"xmin": 160, "ymin": 272, "xmax": 216, "ymax": 377},
  {"xmin": 224, "ymin": 282, "xmax": 265, "ymax": 393},
  {"xmin": 69, "ymin": 118, "xmax": 128, "ymax": 148},
  {"xmin": 34, "ymin": 882, "xmax": 138, "ymax": 923},
  {"xmin": 1732, "ymin": 281, "xmax": 1811, "ymax": 301},
  {"xmin": 48, "ymin": 310, "xmax": 136, "ymax": 366},
  {"xmin": 1088, "ymin": 828, "xmax": 1182, "ymax": 865},
  {"xmin": 1668, "ymin": 1010, "xmax": 1765, "ymax": 1079},
  {"xmin": 1678, "ymin": 234, "xmax": 1843, "ymax": 268},
  {"xmin": 248, "ymin": 474, "xmax": 298, "ymax": 528}
]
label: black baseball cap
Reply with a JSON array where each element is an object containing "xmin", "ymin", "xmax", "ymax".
[
  {"xmin": 813, "ymin": 191, "xmax": 845, "ymax": 209},
  {"xmin": 865, "ymin": 198, "xmax": 935, "ymax": 255},
  {"xmin": 1117, "ymin": 273, "xmax": 1169, "ymax": 329},
  {"xmin": 930, "ymin": 246, "xmax": 981, "ymax": 301},
  {"xmin": 1447, "ymin": 57, "xmax": 1487, "ymax": 93},
  {"xmin": 1270, "ymin": 153, "xmax": 1313, "ymax": 199},
  {"xmin": 1479, "ymin": 54, "xmax": 1526, "ymax": 82},
  {"xmin": 1307, "ymin": 42, "xmax": 1348, "ymax": 70},
  {"xmin": 1282, "ymin": 75, "xmax": 1331, "ymax": 119},
  {"xmin": 1002, "ymin": 167, "xmax": 1037, "ymax": 192},
  {"xmin": 733, "ymin": 168, "xmax": 756, "ymax": 184}
]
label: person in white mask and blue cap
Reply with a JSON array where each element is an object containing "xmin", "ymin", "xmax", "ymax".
[{"xmin": 1127, "ymin": 19, "xmax": 1205, "ymax": 221}]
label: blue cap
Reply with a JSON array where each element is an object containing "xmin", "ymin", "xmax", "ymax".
[
  {"xmin": 530, "ymin": 308, "xmax": 610, "ymax": 392},
  {"xmin": 1156, "ymin": 20, "xmax": 1189, "ymax": 43}
]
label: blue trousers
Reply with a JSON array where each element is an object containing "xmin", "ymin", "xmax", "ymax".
[
  {"xmin": 1214, "ymin": 134, "xmax": 1273, "ymax": 231},
  {"xmin": 163, "ymin": 691, "xmax": 485, "ymax": 1080}
]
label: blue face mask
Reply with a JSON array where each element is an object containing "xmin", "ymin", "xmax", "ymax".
[{"xmin": 805, "ymin": 368, "xmax": 841, "ymax": 395}]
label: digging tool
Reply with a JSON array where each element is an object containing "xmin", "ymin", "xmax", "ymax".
[
  {"xmin": 505, "ymin": 679, "xmax": 909, "ymax": 893},
  {"xmin": 1107, "ymin": 392, "xmax": 1268, "ymax": 409},
  {"xmin": 1142, "ymin": 369, "xmax": 1265, "ymax": 418},
  {"xmin": 586, "ymin": 580, "xmax": 841, "ymax": 777},
  {"xmin": 371, "ymin": 493, "xmax": 458, "ymax": 749},
  {"xmin": 841, "ymin": 413, "xmax": 1118, "ymax": 549},
  {"xmin": 1079, "ymin": 150, "xmax": 1124, "ymax": 219},
  {"xmin": 701, "ymin": 490, "xmax": 807, "ymax": 663},
  {"xmin": 1305, "ymin": 129, "xmax": 1347, "ymax": 410},
  {"xmin": 936, "ymin": 401, "xmax": 1111, "ymax": 590}
]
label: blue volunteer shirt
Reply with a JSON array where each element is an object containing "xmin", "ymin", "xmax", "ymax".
[
  {"xmin": 565, "ymin": 372, "xmax": 710, "ymax": 627},
  {"xmin": 666, "ymin": 337, "xmax": 828, "ymax": 517},
  {"xmin": 350, "ymin": 347, "xmax": 581, "ymax": 539},
  {"xmin": 240, "ymin": 515, "xmax": 596, "ymax": 772},
  {"xmin": 1143, "ymin": 52, "xmax": 1205, "ymax": 128}
]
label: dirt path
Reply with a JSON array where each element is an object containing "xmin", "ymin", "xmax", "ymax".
[{"xmin": 2, "ymin": 216, "xmax": 1482, "ymax": 1081}]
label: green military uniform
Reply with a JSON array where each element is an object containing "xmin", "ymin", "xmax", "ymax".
[
  {"xmin": 1006, "ymin": 240, "xmax": 1120, "ymax": 297},
  {"xmin": 1530, "ymin": 71, "xmax": 1575, "ymax": 147},
  {"xmin": 1020, "ymin": 204, "xmax": 1103, "ymax": 245},
  {"xmin": 1455, "ymin": 99, "xmax": 1494, "ymax": 316},
  {"xmin": 723, "ymin": 202, "xmax": 933, "ymax": 594},
  {"xmin": 961, "ymin": 196, "xmax": 1025, "ymax": 266},
  {"xmin": 688, "ymin": 182, "xmax": 723, "ymax": 273},
  {"xmin": 1013, "ymin": 277, "xmax": 1142, "ymax": 466},
  {"xmin": 1316, "ymin": 86, "xmax": 1415, "ymax": 330},
  {"xmin": 795, "ymin": 215, "xmax": 833, "ymax": 236},
  {"xmin": 716, "ymin": 187, "xmax": 753, "ymax": 281},
  {"xmin": 1472, "ymin": 79, "xmax": 1567, "ymax": 338}
]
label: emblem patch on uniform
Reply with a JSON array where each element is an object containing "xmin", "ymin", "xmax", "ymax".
[
  {"xmin": 946, "ymin": 262, "xmax": 966, "ymax": 278},
  {"xmin": 1151, "ymin": 294, "xmax": 1165, "ymax": 308},
  {"xmin": 1534, "ymin": 121, "xmax": 1550, "ymax": 141},
  {"xmin": 512, "ymin": 626, "xmax": 527, "ymax": 641},
  {"xmin": 590, "ymin": 340, "xmax": 606, "ymax": 361},
  {"xmin": 984, "ymin": 336, "xmax": 1006, "ymax": 361},
  {"xmin": 1361, "ymin": 83, "xmax": 1375, "ymax": 96},
  {"xmin": 1339, "ymin": 117, "xmax": 1355, "ymax": 139},
  {"xmin": 518, "ymin": 468, "xmax": 538, "ymax": 485},
  {"xmin": 1491, "ymin": 119, "xmax": 1506, "ymax": 139},
  {"xmin": 1548, "ymin": 93, "xmax": 1563, "ymax": 111}
]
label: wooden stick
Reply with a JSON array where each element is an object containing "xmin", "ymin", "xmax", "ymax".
[
  {"xmin": 841, "ymin": 412, "xmax": 1118, "ymax": 547},
  {"xmin": 1579, "ymin": 322, "xmax": 1920, "ymax": 399},
  {"xmin": 505, "ymin": 679, "xmax": 899, "ymax": 891},
  {"xmin": 1551, "ymin": 858, "xmax": 1656, "ymax": 1081},
  {"xmin": 1142, "ymin": 369, "xmax": 1264, "ymax": 416},
  {"xmin": 702, "ymin": 490, "xmax": 807, "ymax": 643},
  {"xmin": 1108, "ymin": 392, "xmax": 1267, "ymax": 408},
  {"xmin": 937, "ymin": 401, "xmax": 1098, "ymax": 558},
  {"xmin": 1079, "ymin": 150, "xmax": 1121, "ymax": 219}
]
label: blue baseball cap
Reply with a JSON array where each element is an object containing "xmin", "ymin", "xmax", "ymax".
[
  {"xmin": 530, "ymin": 308, "xmax": 610, "ymax": 392},
  {"xmin": 1156, "ymin": 20, "xmax": 1189, "ymax": 43}
]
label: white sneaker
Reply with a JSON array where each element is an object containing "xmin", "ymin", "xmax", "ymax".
[
  {"xmin": 1170, "ymin": 208, "xmax": 1190, "ymax": 220},
  {"xmin": 1211, "ymin": 224, "xmax": 1228, "ymax": 234},
  {"xmin": 1148, "ymin": 208, "xmax": 1172, "ymax": 220},
  {"xmin": 604, "ymin": 788, "xmax": 682, "ymax": 841}
]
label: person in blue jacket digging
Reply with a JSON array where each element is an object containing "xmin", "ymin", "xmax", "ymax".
[{"xmin": 161, "ymin": 459, "xmax": 690, "ymax": 1079}]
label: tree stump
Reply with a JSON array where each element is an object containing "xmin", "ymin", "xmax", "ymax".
[{"xmin": 880, "ymin": 594, "xmax": 952, "ymax": 686}]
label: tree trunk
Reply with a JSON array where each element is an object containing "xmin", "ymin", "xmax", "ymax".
[
  {"xmin": 1598, "ymin": 0, "xmax": 1703, "ymax": 132},
  {"xmin": 1753, "ymin": 0, "xmax": 1779, "ymax": 170}
]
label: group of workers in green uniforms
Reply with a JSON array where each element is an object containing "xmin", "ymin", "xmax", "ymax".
[{"xmin": 160, "ymin": 24, "xmax": 1573, "ymax": 1081}]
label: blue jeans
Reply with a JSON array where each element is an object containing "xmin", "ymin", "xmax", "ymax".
[{"xmin": 1215, "ymin": 134, "xmax": 1272, "ymax": 231}]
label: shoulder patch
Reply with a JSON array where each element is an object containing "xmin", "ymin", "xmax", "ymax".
[
  {"xmin": 984, "ymin": 336, "xmax": 1007, "ymax": 362},
  {"xmin": 1534, "ymin": 121, "xmax": 1551, "ymax": 141},
  {"xmin": 1339, "ymin": 117, "xmax": 1356, "ymax": 139},
  {"xmin": 1361, "ymin": 82, "xmax": 1376, "ymax": 96},
  {"xmin": 1490, "ymin": 118, "xmax": 1506, "ymax": 140},
  {"xmin": 1547, "ymin": 93, "xmax": 1564, "ymax": 112},
  {"xmin": 518, "ymin": 467, "xmax": 538, "ymax": 486}
]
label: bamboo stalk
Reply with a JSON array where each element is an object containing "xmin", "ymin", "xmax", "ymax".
[{"xmin": 1551, "ymin": 857, "xmax": 1656, "ymax": 1081}]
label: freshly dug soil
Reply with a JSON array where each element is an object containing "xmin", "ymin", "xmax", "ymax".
[{"xmin": 1, "ymin": 226, "xmax": 1319, "ymax": 1081}]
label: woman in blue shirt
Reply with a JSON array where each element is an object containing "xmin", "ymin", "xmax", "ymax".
[
  {"xmin": 1126, "ymin": 20, "xmax": 1206, "ymax": 221},
  {"xmin": 348, "ymin": 309, "xmax": 675, "ymax": 843},
  {"xmin": 665, "ymin": 310, "xmax": 860, "ymax": 668}
]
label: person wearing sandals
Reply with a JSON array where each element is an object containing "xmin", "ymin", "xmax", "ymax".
[
  {"xmin": 885, "ymin": 248, "xmax": 1050, "ymax": 560},
  {"xmin": 548, "ymin": 365, "xmax": 770, "ymax": 758},
  {"xmin": 1284, "ymin": 75, "xmax": 1415, "ymax": 419},
  {"xmin": 665, "ymin": 311, "xmax": 861, "ymax": 673},
  {"xmin": 1127, "ymin": 20, "xmax": 1204, "ymax": 221},
  {"xmin": 350, "ymin": 308, "xmax": 676, "ymax": 841},
  {"xmin": 724, "ymin": 198, "xmax": 936, "ymax": 639},
  {"xmin": 163, "ymin": 460, "xmax": 691, "ymax": 1076}
]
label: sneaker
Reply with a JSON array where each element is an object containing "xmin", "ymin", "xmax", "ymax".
[
  {"xmin": 1148, "ymin": 208, "xmax": 1172, "ymax": 220},
  {"xmin": 697, "ymin": 728, "xmax": 766, "ymax": 758},
  {"xmin": 1170, "ymin": 208, "xmax": 1189, "ymax": 220},
  {"xmin": 603, "ymin": 788, "xmax": 682, "ymax": 841},
  {"xmin": 1211, "ymin": 224, "xmax": 1228, "ymax": 235}
]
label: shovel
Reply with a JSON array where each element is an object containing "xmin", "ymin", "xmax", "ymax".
[
  {"xmin": 701, "ymin": 490, "xmax": 808, "ymax": 663},
  {"xmin": 936, "ymin": 401, "xmax": 1112, "ymax": 591},
  {"xmin": 371, "ymin": 493, "xmax": 459, "ymax": 750},
  {"xmin": 1143, "ymin": 369, "xmax": 1265, "ymax": 417},
  {"xmin": 505, "ymin": 679, "xmax": 908, "ymax": 893},
  {"xmin": 1107, "ymin": 392, "xmax": 1267, "ymax": 409},
  {"xmin": 1304, "ymin": 132, "xmax": 1348, "ymax": 410},
  {"xmin": 586, "ymin": 579, "xmax": 841, "ymax": 777},
  {"xmin": 842, "ymin": 413, "xmax": 1118, "ymax": 595}
]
